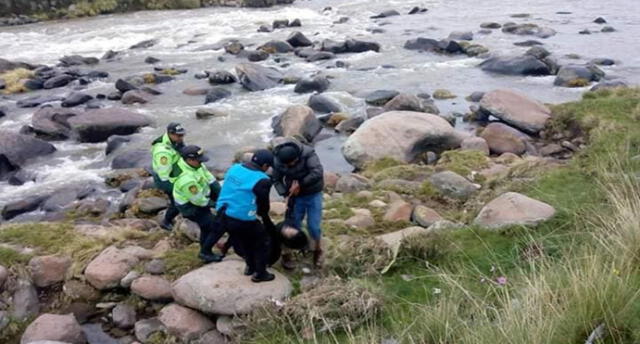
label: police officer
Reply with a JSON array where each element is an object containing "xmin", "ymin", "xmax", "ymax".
[
  {"xmin": 216, "ymin": 149, "xmax": 276, "ymax": 283},
  {"xmin": 172, "ymin": 145, "xmax": 223, "ymax": 263},
  {"xmin": 151, "ymin": 122, "xmax": 186, "ymax": 230}
]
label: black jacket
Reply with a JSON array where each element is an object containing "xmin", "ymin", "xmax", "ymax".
[{"xmin": 272, "ymin": 139, "xmax": 324, "ymax": 196}]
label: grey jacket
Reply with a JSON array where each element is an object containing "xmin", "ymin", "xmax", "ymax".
[{"xmin": 272, "ymin": 139, "xmax": 324, "ymax": 196}]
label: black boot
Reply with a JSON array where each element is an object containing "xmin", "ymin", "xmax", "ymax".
[
  {"xmin": 160, "ymin": 219, "xmax": 173, "ymax": 231},
  {"xmin": 252, "ymin": 272, "xmax": 275, "ymax": 283},
  {"xmin": 198, "ymin": 252, "xmax": 223, "ymax": 264},
  {"xmin": 244, "ymin": 265, "xmax": 255, "ymax": 276}
]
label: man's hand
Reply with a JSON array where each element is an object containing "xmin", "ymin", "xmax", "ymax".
[{"xmin": 289, "ymin": 180, "xmax": 300, "ymax": 197}]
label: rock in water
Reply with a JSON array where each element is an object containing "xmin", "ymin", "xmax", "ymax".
[
  {"xmin": 0, "ymin": 130, "xmax": 56, "ymax": 168},
  {"xmin": 158, "ymin": 304, "xmax": 214, "ymax": 341},
  {"xmin": 479, "ymin": 89, "xmax": 551, "ymax": 134},
  {"xmin": 235, "ymin": 63, "xmax": 283, "ymax": 91},
  {"xmin": 69, "ymin": 108, "xmax": 151, "ymax": 143},
  {"xmin": 208, "ymin": 71, "xmax": 237, "ymax": 84},
  {"xmin": 171, "ymin": 259, "xmax": 292, "ymax": 315},
  {"xmin": 480, "ymin": 122, "xmax": 531, "ymax": 155},
  {"xmin": 479, "ymin": 55, "xmax": 552, "ymax": 76},
  {"xmin": 21, "ymin": 313, "xmax": 86, "ymax": 344},
  {"xmin": 62, "ymin": 92, "xmax": 93, "ymax": 107},
  {"xmin": 365, "ymin": 90, "xmax": 400, "ymax": 106},
  {"xmin": 554, "ymin": 64, "xmax": 605, "ymax": 87},
  {"xmin": 287, "ymin": 31, "xmax": 313, "ymax": 47},
  {"xmin": 121, "ymin": 90, "xmax": 152, "ymax": 105},
  {"xmin": 429, "ymin": 171, "xmax": 479, "ymax": 200},
  {"xmin": 474, "ymin": 192, "xmax": 556, "ymax": 229},
  {"xmin": 308, "ymin": 94, "xmax": 341, "ymax": 113},
  {"xmin": 294, "ymin": 76, "xmax": 330, "ymax": 93},
  {"xmin": 204, "ymin": 87, "xmax": 232, "ymax": 104},
  {"xmin": 342, "ymin": 111, "xmax": 464, "ymax": 169},
  {"xmin": 272, "ymin": 105, "xmax": 322, "ymax": 142}
]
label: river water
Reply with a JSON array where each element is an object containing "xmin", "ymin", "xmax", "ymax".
[{"xmin": 0, "ymin": 0, "xmax": 639, "ymax": 206}]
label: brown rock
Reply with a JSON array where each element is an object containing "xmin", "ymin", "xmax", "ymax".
[
  {"xmin": 84, "ymin": 246, "xmax": 139, "ymax": 290},
  {"xmin": 383, "ymin": 200, "xmax": 413, "ymax": 222},
  {"xmin": 131, "ymin": 276, "xmax": 173, "ymax": 301},
  {"xmin": 480, "ymin": 89, "xmax": 551, "ymax": 134},
  {"xmin": 412, "ymin": 205, "xmax": 444, "ymax": 227},
  {"xmin": 474, "ymin": 192, "xmax": 556, "ymax": 229},
  {"xmin": 324, "ymin": 171, "xmax": 339, "ymax": 190},
  {"xmin": 344, "ymin": 214, "xmax": 375, "ymax": 228},
  {"xmin": 480, "ymin": 122, "xmax": 530, "ymax": 155},
  {"xmin": 461, "ymin": 136, "xmax": 490, "ymax": 155},
  {"xmin": 21, "ymin": 313, "xmax": 86, "ymax": 344},
  {"xmin": 29, "ymin": 255, "xmax": 72, "ymax": 288},
  {"xmin": 158, "ymin": 304, "xmax": 214, "ymax": 341}
]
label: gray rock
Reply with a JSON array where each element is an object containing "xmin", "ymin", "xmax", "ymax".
[
  {"xmin": 130, "ymin": 39, "xmax": 157, "ymax": 49},
  {"xmin": 43, "ymin": 74, "xmax": 75, "ymax": 89},
  {"xmin": 134, "ymin": 318, "xmax": 166, "ymax": 343},
  {"xmin": 479, "ymin": 55, "xmax": 552, "ymax": 76},
  {"xmin": 306, "ymin": 51, "xmax": 335, "ymax": 62},
  {"xmin": 63, "ymin": 93, "xmax": 93, "ymax": 108},
  {"xmin": 365, "ymin": 90, "xmax": 399, "ymax": 106},
  {"xmin": 82, "ymin": 323, "xmax": 118, "ymax": 344},
  {"xmin": 258, "ymin": 40, "xmax": 294, "ymax": 53},
  {"xmin": 590, "ymin": 58, "xmax": 615, "ymax": 66},
  {"xmin": 12, "ymin": 280, "xmax": 40, "ymax": 321},
  {"xmin": 121, "ymin": 90, "xmax": 151, "ymax": 105},
  {"xmin": 271, "ymin": 105, "xmax": 322, "ymax": 142},
  {"xmin": 468, "ymin": 91, "xmax": 485, "ymax": 102},
  {"xmin": 105, "ymin": 135, "xmax": 131, "ymax": 155},
  {"xmin": 0, "ymin": 131, "xmax": 56, "ymax": 176},
  {"xmin": 144, "ymin": 259, "xmax": 165, "ymax": 275},
  {"xmin": 17, "ymin": 95, "xmax": 64, "ymax": 108},
  {"xmin": 208, "ymin": 71, "xmax": 237, "ymax": 85},
  {"xmin": 42, "ymin": 187, "xmax": 81, "ymax": 212},
  {"xmin": 336, "ymin": 116, "xmax": 365, "ymax": 134},
  {"xmin": 115, "ymin": 79, "xmax": 137, "ymax": 93},
  {"xmin": 480, "ymin": 22, "xmax": 501, "ymax": 29},
  {"xmin": 2, "ymin": 195, "xmax": 47, "ymax": 220},
  {"xmin": 137, "ymin": 197, "xmax": 168, "ymax": 214},
  {"xmin": 235, "ymin": 63, "xmax": 283, "ymax": 91},
  {"xmin": 371, "ymin": 9, "xmax": 400, "ymax": 19},
  {"xmin": 112, "ymin": 303, "xmax": 137, "ymax": 329},
  {"xmin": 479, "ymin": 89, "xmax": 551, "ymax": 134},
  {"xmin": 383, "ymin": 93, "xmax": 439, "ymax": 113},
  {"xmin": 29, "ymin": 255, "xmax": 71, "ymax": 288},
  {"xmin": 21, "ymin": 313, "xmax": 86, "ymax": 344},
  {"xmin": 480, "ymin": 122, "xmax": 531, "ymax": 155},
  {"xmin": 111, "ymin": 149, "xmax": 151, "ymax": 170},
  {"xmin": 474, "ymin": 192, "xmax": 555, "ymax": 229},
  {"xmin": 335, "ymin": 174, "xmax": 371, "ymax": 193},
  {"xmin": 287, "ymin": 31, "xmax": 313, "ymax": 47},
  {"xmin": 601, "ymin": 26, "xmax": 615, "ymax": 33},
  {"xmin": 448, "ymin": 31, "xmax": 473, "ymax": 40},
  {"xmin": 119, "ymin": 270, "xmax": 141, "ymax": 289},
  {"xmin": 308, "ymin": 94, "xmax": 341, "ymax": 113},
  {"xmin": 204, "ymin": 87, "xmax": 232, "ymax": 104},
  {"xmin": 590, "ymin": 80, "xmax": 628, "ymax": 91},
  {"xmin": 554, "ymin": 64, "xmax": 605, "ymax": 87},
  {"xmin": 294, "ymin": 75, "xmax": 330, "ymax": 94},
  {"xmin": 429, "ymin": 171, "xmax": 479, "ymax": 200}
]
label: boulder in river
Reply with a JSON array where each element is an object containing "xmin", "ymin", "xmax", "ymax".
[
  {"xmin": 172, "ymin": 259, "xmax": 292, "ymax": 315},
  {"xmin": 345, "ymin": 39, "xmax": 381, "ymax": 53},
  {"xmin": 342, "ymin": 111, "xmax": 464, "ymax": 169},
  {"xmin": 474, "ymin": 192, "xmax": 556, "ymax": 229},
  {"xmin": 287, "ymin": 31, "xmax": 313, "ymax": 47},
  {"xmin": 204, "ymin": 87, "xmax": 232, "ymax": 104},
  {"xmin": 17, "ymin": 95, "xmax": 65, "ymax": 108},
  {"xmin": 479, "ymin": 54, "xmax": 553, "ymax": 76},
  {"xmin": 259, "ymin": 40, "xmax": 294, "ymax": 54},
  {"xmin": 272, "ymin": 105, "xmax": 322, "ymax": 142},
  {"xmin": 121, "ymin": 90, "xmax": 152, "ymax": 105},
  {"xmin": 308, "ymin": 94, "xmax": 341, "ymax": 113},
  {"xmin": 115, "ymin": 79, "xmax": 138, "ymax": 93},
  {"xmin": 370, "ymin": 9, "xmax": 400, "ymax": 19},
  {"xmin": 403, "ymin": 37, "xmax": 464, "ymax": 54},
  {"xmin": 43, "ymin": 74, "xmax": 75, "ymax": 89},
  {"xmin": 384, "ymin": 93, "xmax": 439, "ymax": 114},
  {"xmin": 59, "ymin": 55, "xmax": 99, "ymax": 67},
  {"xmin": 480, "ymin": 122, "xmax": 531, "ymax": 155},
  {"xmin": 208, "ymin": 70, "xmax": 237, "ymax": 84},
  {"xmin": 235, "ymin": 63, "xmax": 283, "ymax": 91},
  {"xmin": 479, "ymin": 89, "xmax": 551, "ymax": 134},
  {"xmin": 2, "ymin": 195, "xmax": 47, "ymax": 220},
  {"xmin": 130, "ymin": 39, "xmax": 158, "ymax": 50},
  {"xmin": 111, "ymin": 149, "xmax": 151, "ymax": 170},
  {"xmin": 554, "ymin": 64, "xmax": 605, "ymax": 87},
  {"xmin": 502, "ymin": 23, "xmax": 557, "ymax": 38},
  {"xmin": 365, "ymin": 90, "xmax": 400, "ymax": 106},
  {"xmin": 62, "ymin": 92, "xmax": 93, "ymax": 108},
  {"xmin": 0, "ymin": 130, "xmax": 56, "ymax": 180},
  {"xmin": 294, "ymin": 75, "xmax": 330, "ymax": 93},
  {"xmin": 320, "ymin": 39, "xmax": 347, "ymax": 54}
]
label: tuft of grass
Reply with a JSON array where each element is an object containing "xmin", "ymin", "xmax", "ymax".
[
  {"xmin": 437, "ymin": 149, "xmax": 490, "ymax": 177},
  {"xmin": 325, "ymin": 236, "xmax": 393, "ymax": 277},
  {"xmin": 163, "ymin": 244, "xmax": 203, "ymax": 280},
  {"xmin": 0, "ymin": 68, "xmax": 33, "ymax": 94},
  {"xmin": 566, "ymin": 78, "xmax": 591, "ymax": 88},
  {"xmin": 371, "ymin": 164, "xmax": 433, "ymax": 182},
  {"xmin": 0, "ymin": 246, "xmax": 31, "ymax": 267},
  {"xmin": 362, "ymin": 158, "xmax": 405, "ymax": 178}
]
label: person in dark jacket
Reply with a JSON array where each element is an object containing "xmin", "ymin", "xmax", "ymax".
[
  {"xmin": 272, "ymin": 138, "xmax": 325, "ymax": 268},
  {"xmin": 216, "ymin": 149, "xmax": 277, "ymax": 282}
]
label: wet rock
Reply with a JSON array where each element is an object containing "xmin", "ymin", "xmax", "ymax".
[
  {"xmin": 107, "ymin": 92, "xmax": 122, "ymax": 101},
  {"xmin": 111, "ymin": 149, "xmax": 151, "ymax": 169},
  {"xmin": 71, "ymin": 108, "xmax": 151, "ymax": 143},
  {"xmin": 259, "ymin": 40, "xmax": 294, "ymax": 53},
  {"xmin": 433, "ymin": 89, "xmax": 456, "ymax": 100},
  {"xmin": 115, "ymin": 79, "xmax": 138, "ymax": 93},
  {"xmin": 468, "ymin": 91, "xmax": 485, "ymax": 102},
  {"xmin": 448, "ymin": 31, "xmax": 473, "ymax": 41},
  {"xmin": 429, "ymin": 171, "xmax": 479, "ymax": 200},
  {"xmin": 158, "ymin": 304, "xmax": 214, "ymax": 341},
  {"xmin": 383, "ymin": 200, "xmax": 413, "ymax": 222},
  {"xmin": 62, "ymin": 92, "xmax": 93, "ymax": 108},
  {"xmin": 554, "ymin": 64, "xmax": 605, "ymax": 87},
  {"xmin": 2, "ymin": 196, "xmax": 47, "ymax": 220},
  {"xmin": 85, "ymin": 246, "xmax": 140, "ymax": 290},
  {"xmin": 366, "ymin": 90, "xmax": 400, "ymax": 106},
  {"xmin": 17, "ymin": 95, "xmax": 64, "ymax": 108},
  {"xmin": 29, "ymin": 255, "xmax": 71, "ymax": 288},
  {"xmin": 591, "ymin": 58, "xmax": 615, "ymax": 66},
  {"xmin": 121, "ymin": 90, "xmax": 152, "ymax": 105},
  {"xmin": 479, "ymin": 55, "xmax": 552, "ymax": 76},
  {"xmin": 12, "ymin": 280, "xmax": 40, "ymax": 320},
  {"xmin": 514, "ymin": 40, "xmax": 544, "ymax": 47},
  {"xmin": 145, "ymin": 56, "xmax": 161, "ymax": 64},
  {"xmin": 204, "ymin": 87, "xmax": 232, "ymax": 104},
  {"xmin": 525, "ymin": 46, "xmax": 551, "ymax": 59},
  {"xmin": 371, "ymin": 9, "xmax": 400, "ymax": 19},
  {"xmin": 342, "ymin": 111, "xmax": 463, "ymax": 169},
  {"xmin": 308, "ymin": 94, "xmax": 341, "ymax": 113},
  {"xmin": 594, "ymin": 17, "xmax": 607, "ymax": 24},
  {"xmin": 412, "ymin": 205, "xmax": 444, "ymax": 227},
  {"xmin": 172, "ymin": 259, "xmax": 292, "ymax": 315},
  {"xmin": 59, "ymin": 55, "xmax": 99, "ymax": 67},
  {"xmin": 131, "ymin": 276, "xmax": 173, "ymax": 301},
  {"xmin": 336, "ymin": 116, "xmax": 365, "ymax": 134},
  {"xmin": 43, "ymin": 74, "xmax": 75, "ymax": 89},
  {"xmin": 135, "ymin": 318, "xmax": 166, "ymax": 343},
  {"xmin": 183, "ymin": 87, "xmax": 209, "ymax": 96},
  {"xmin": 141, "ymin": 86, "xmax": 161, "ymax": 95},
  {"xmin": 601, "ymin": 26, "xmax": 615, "ymax": 33},
  {"xmin": 502, "ymin": 23, "xmax": 556, "ymax": 38},
  {"xmin": 21, "ymin": 313, "xmax": 86, "ymax": 344},
  {"xmin": 235, "ymin": 63, "xmax": 283, "ymax": 91},
  {"xmin": 272, "ymin": 19, "xmax": 289, "ymax": 29},
  {"xmin": 479, "ymin": 89, "xmax": 551, "ymax": 134},
  {"xmin": 320, "ymin": 39, "xmax": 348, "ymax": 54},
  {"xmin": 130, "ymin": 39, "xmax": 158, "ymax": 49},
  {"xmin": 590, "ymin": 80, "xmax": 628, "ymax": 91},
  {"xmin": 480, "ymin": 122, "xmax": 531, "ymax": 155},
  {"xmin": 82, "ymin": 323, "xmax": 118, "ymax": 344},
  {"xmin": 208, "ymin": 71, "xmax": 237, "ymax": 85},
  {"xmin": 294, "ymin": 75, "xmax": 330, "ymax": 94},
  {"xmin": 345, "ymin": 39, "xmax": 381, "ymax": 53},
  {"xmin": 480, "ymin": 22, "xmax": 501, "ymax": 29},
  {"xmin": 258, "ymin": 24, "xmax": 272, "ymax": 32},
  {"xmin": 112, "ymin": 303, "xmax": 136, "ymax": 329},
  {"xmin": 403, "ymin": 37, "xmax": 464, "ymax": 54},
  {"xmin": 461, "ymin": 136, "xmax": 490, "ymax": 155},
  {"xmin": 408, "ymin": 6, "xmax": 428, "ymax": 14},
  {"xmin": 384, "ymin": 93, "xmax": 439, "ymax": 114},
  {"xmin": 307, "ymin": 51, "xmax": 335, "ymax": 62},
  {"xmin": 196, "ymin": 108, "xmax": 228, "ymax": 119},
  {"xmin": 224, "ymin": 41, "xmax": 244, "ymax": 55},
  {"xmin": 474, "ymin": 192, "xmax": 556, "ymax": 229},
  {"xmin": 287, "ymin": 31, "xmax": 313, "ymax": 47},
  {"xmin": 289, "ymin": 18, "xmax": 302, "ymax": 27},
  {"xmin": 246, "ymin": 50, "xmax": 269, "ymax": 62},
  {"xmin": 271, "ymin": 105, "xmax": 322, "ymax": 142}
]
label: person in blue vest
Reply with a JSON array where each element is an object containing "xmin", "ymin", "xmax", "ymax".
[{"xmin": 216, "ymin": 149, "xmax": 276, "ymax": 283}]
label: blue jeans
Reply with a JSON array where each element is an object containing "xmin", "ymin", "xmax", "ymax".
[{"xmin": 292, "ymin": 192, "xmax": 323, "ymax": 241}]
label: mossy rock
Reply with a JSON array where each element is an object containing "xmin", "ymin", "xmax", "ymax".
[
  {"xmin": 437, "ymin": 150, "xmax": 490, "ymax": 177},
  {"xmin": 433, "ymin": 89, "xmax": 457, "ymax": 100},
  {"xmin": 0, "ymin": 68, "xmax": 33, "ymax": 94},
  {"xmin": 567, "ymin": 78, "xmax": 590, "ymax": 88}
]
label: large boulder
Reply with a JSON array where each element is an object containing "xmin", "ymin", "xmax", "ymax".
[
  {"xmin": 235, "ymin": 63, "xmax": 283, "ymax": 91},
  {"xmin": 271, "ymin": 105, "xmax": 322, "ymax": 142},
  {"xmin": 287, "ymin": 31, "xmax": 313, "ymax": 47},
  {"xmin": 342, "ymin": 111, "xmax": 464, "ymax": 169},
  {"xmin": 31, "ymin": 107, "xmax": 151, "ymax": 143},
  {"xmin": 474, "ymin": 192, "xmax": 556, "ymax": 229},
  {"xmin": 428, "ymin": 171, "xmax": 479, "ymax": 200},
  {"xmin": 158, "ymin": 304, "xmax": 214, "ymax": 341},
  {"xmin": 29, "ymin": 255, "xmax": 72, "ymax": 288},
  {"xmin": 204, "ymin": 87, "xmax": 232, "ymax": 104},
  {"xmin": 111, "ymin": 149, "xmax": 151, "ymax": 170},
  {"xmin": 2, "ymin": 196, "xmax": 48, "ymax": 220},
  {"xmin": 403, "ymin": 38, "xmax": 464, "ymax": 54},
  {"xmin": 258, "ymin": 40, "xmax": 294, "ymax": 53},
  {"xmin": 0, "ymin": 131, "xmax": 56, "ymax": 176},
  {"xmin": 172, "ymin": 259, "xmax": 292, "ymax": 315},
  {"xmin": 21, "ymin": 313, "xmax": 86, "ymax": 344},
  {"xmin": 479, "ymin": 89, "xmax": 551, "ymax": 134},
  {"xmin": 479, "ymin": 55, "xmax": 552, "ymax": 76},
  {"xmin": 554, "ymin": 64, "xmax": 605, "ymax": 87},
  {"xmin": 294, "ymin": 75, "xmax": 330, "ymax": 94},
  {"xmin": 308, "ymin": 94, "xmax": 341, "ymax": 113},
  {"xmin": 84, "ymin": 246, "xmax": 140, "ymax": 290},
  {"xmin": 480, "ymin": 122, "xmax": 531, "ymax": 155}
]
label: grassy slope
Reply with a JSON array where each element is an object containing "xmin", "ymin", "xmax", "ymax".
[{"xmin": 250, "ymin": 88, "xmax": 640, "ymax": 344}]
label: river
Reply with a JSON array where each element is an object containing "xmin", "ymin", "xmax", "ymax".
[{"xmin": 0, "ymin": 0, "xmax": 639, "ymax": 207}]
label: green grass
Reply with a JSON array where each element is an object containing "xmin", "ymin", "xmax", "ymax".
[
  {"xmin": 163, "ymin": 244, "xmax": 203, "ymax": 280},
  {"xmin": 0, "ymin": 246, "xmax": 31, "ymax": 267},
  {"xmin": 437, "ymin": 149, "xmax": 490, "ymax": 177}
]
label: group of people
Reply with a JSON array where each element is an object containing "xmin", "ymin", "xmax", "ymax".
[{"xmin": 150, "ymin": 122, "xmax": 325, "ymax": 283}]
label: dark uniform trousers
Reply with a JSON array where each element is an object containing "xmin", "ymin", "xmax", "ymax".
[
  {"xmin": 153, "ymin": 175, "xmax": 180, "ymax": 224},
  {"xmin": 226, "ymin": 216, "xmax": 269, "ymax": 276},
  {"xmin": 182, "ymin": 206, "xmax": 226, "ymax": 255}
]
